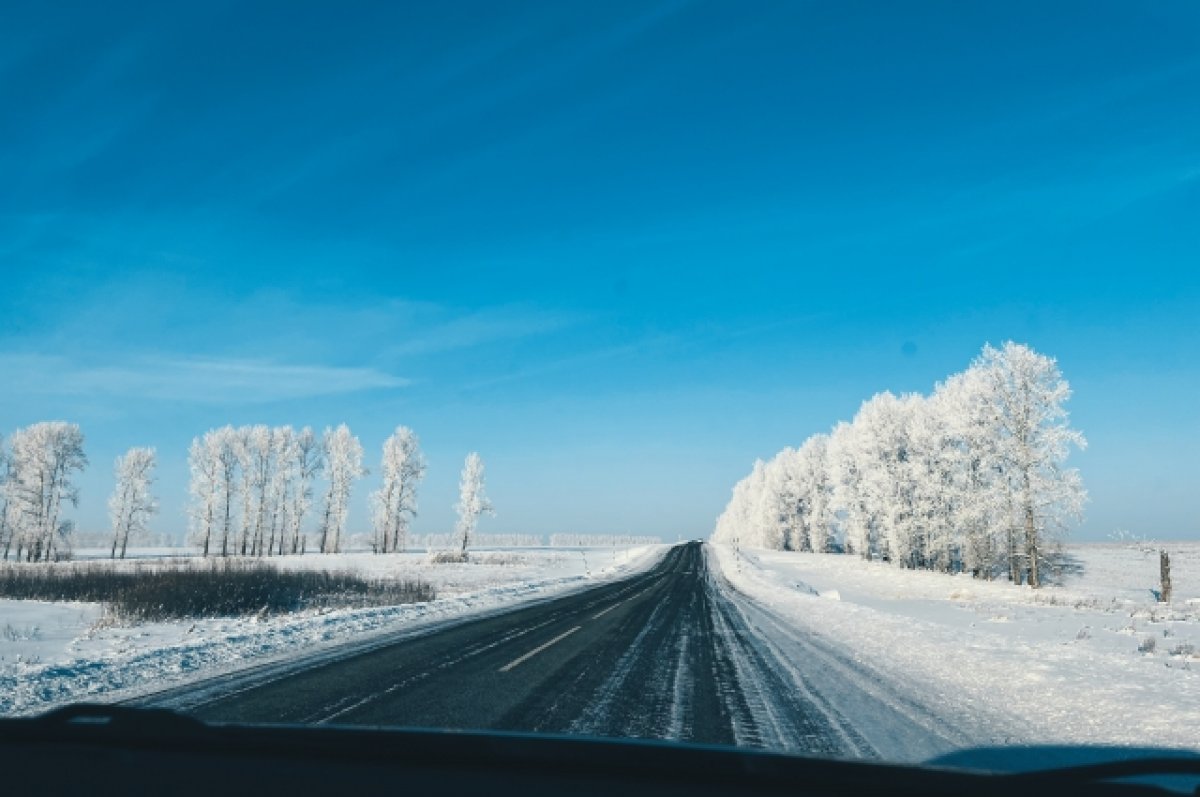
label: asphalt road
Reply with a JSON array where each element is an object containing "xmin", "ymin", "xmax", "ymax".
[{"xmin": 153, "ymin": 542, "xmax": 961, "ymax": 756}]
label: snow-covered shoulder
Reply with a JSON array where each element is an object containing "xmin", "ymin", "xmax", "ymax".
[{"xmin": 707, "ymin": 542, "xmax": 1200, "ymax": 751}]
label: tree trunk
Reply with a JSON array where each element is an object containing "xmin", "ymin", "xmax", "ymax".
[
  {"xmin": 319, "ymin": 501, "xmax": 333, "ymax": 553},
  {"xmin": 1008, "ymin": 526, "xmax": 1020, "ymax": 584},
  {"xmin": 1024, "ymin": 501, "xmax": 1039, "ymax": 588},
  {"xmin": 1160, "ymin": 550, "xmax": 1172, "ymax": 603},
  {"xmin": 222, "ymin": 488, "xmax": 235, "ymax": 557}
]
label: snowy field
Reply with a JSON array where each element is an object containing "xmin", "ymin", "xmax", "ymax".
[
  {"xmin": 710, "ymin": 542, "xmax": 1200, "ymax": 751},
  {"xmin": 0, "ymin": 545, "xmax": 667, "ymax": 716}
]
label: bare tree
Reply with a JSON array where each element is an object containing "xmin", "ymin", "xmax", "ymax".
[{"xmin": 109, "ymin": 447, "xmax": 157, "ymax": 559}]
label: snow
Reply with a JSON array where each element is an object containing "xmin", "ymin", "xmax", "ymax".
[
  {"xmin": 0, "ymin": 545, "xmax": 667, "ymax": 717},
  {"xmin": 709, "ymin": 542, "xmax": 1200, "ymax": 751}
]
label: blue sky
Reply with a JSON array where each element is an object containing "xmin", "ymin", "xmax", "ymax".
[{"xmin": 2, "ymin": 1, "xmax": 1198, "ymax": 541}]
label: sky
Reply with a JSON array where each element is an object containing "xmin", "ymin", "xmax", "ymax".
[{"xmin": 1, "ymin": 1, "xmax": 1198, "ymax": 542}]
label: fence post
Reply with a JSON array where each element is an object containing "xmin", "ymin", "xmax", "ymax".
[{"xmin": 1160, "ymin": 549, "xmax": 1172, "ymax": 604}]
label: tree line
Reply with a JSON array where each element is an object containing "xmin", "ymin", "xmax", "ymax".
[
  {"xmin": 0, "ymin": 421, "xmax": 494, "ymax": 561},
  {"xmin": 711, "ymin": 342, "xmax": 1087, "ymax": 587},
  {"xmin": 187, "ymin": 424, "xmax": 492, "ymax": 557}
]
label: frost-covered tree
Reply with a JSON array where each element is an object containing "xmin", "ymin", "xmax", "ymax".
[
  {"xmin": 188, "ymin": 426, "xmax": 241, "ymax": 557},
  {"xmin": 904, "ymin": 389, "xmax": 960, "ymax": 571},
  {"xmin": 108, "ymin": 447, "xmax": 157, "ymax": 559},
  {"xmin": 318, "ymin": 424, "xmax": 366, "ymax": 553},
  {"xmin": 370, "ymin": 426, "xmax": 426, "ymax": 554},
  {"xmin": 4, "ymin": 422, "xmax": 87, "ymax": 562},
  {"xmin": 454, "ymin": 452, "xmax": 493, "ymax": 555},
  {"xmin": 828, "ymin": 421, "xmax": 870, "ymax": 558},
  {"xmin": 929, "ymin": 366, "xmax": 1006, "ymax": 577},
  {"xmin": 264, "ymin": 426, "xmax": 297, "ymax": 556},
  {"xmin": 187, "ymin": 434, "xmax": 221, "ymax": 557},
  {"xmin": 852, "ymin": 392, "xmax": 925, "ymax": 566},
  {"xmin": 233, "ymin": 425, "xmax": 274, "ymax": 556},
  {"xmin": 285, "ymin": 427, "xmax": 322, "ymax": 554},
  {"xmin": 711, "ymin": 468, "xmax": 753, "ymax": 548},
  {"xmin": 973, "ymin": 342, "xmax": 1087, "ymax": 587},
  {"xmin": 213, "ymin": 426, "xmax": 241, "ymax": 556},
  {"xmin": 771, "ymin": 449, "xmax": 806, "ymax": 551},
  {"xmin": 0, "ymin": 435, "xmax": 13, "ymax": 560},
  {"xmin": 796, "ymin": 434, "xmax": 836, "ymax": 553}
]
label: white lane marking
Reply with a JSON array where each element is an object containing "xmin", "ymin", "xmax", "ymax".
[
  {"xmin": 590, "ymin": 584, "xmax": 654, "ymax": 620},
  {"xmin": 591, "ymin": 602, "xmax": 623, "ymax": 620},
  {"xmin": 498, "ymin": 625, "xmax": 582, "ymax": 673}
]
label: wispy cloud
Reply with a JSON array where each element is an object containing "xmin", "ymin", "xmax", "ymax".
[
  {"xmin": 0, "ymin": 354, "xmax": 408, "ymax": 404},
  {"xmin": 381, "ymin": 306, "xmax": 577, "ymax": 358},
  {"xmin": 0, "ymin": 278, "xmax": 579, "ymax": 406},
  {"xmin": 2, "ymin": 270, "xmax": 576, "ymax": 366}
]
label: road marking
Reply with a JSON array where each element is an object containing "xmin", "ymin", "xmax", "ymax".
[
  {"xmin": 498, "ymin": 625, "xmax": 582, "ymax": 672},
  {"xmin": 591, "ymin": 602, "xmax": 622, "ymax": 620},
  {"xmin": 590, "ymin": 584, "xmax": 657, "ymax": 620}
]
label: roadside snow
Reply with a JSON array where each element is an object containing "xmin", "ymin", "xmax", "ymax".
[
  {"xmin": 709, "ymin": 542, "xmax": 1200, "ymax": 751},
  {"xmin": 0, "ymin": 545, "xmax": 667, "ymax": 717}
]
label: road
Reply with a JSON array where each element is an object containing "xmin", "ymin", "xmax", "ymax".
[{"xmin": 143, "ymin": 542, "xmax": 967, "ymax": 757}]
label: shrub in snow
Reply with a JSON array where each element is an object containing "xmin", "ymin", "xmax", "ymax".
[
  {"xmin": 1138, "ymin": 636, "xmax": 1157, "ymax": 654},
  {"xmin": 0, "ymin": 560, "xmax": 434, "ymax": 620},
  {"xmin": 429, "ymin": 551, "xmax": 470, "ymax": 564}
]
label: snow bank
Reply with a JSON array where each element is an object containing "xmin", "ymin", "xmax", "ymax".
[
  {"xmin": 709, "ymin": 542, "xmax": 1200, "ymax": 750},
  {"xmin": 0, "ymin": 545, "xmax": 668, "ymax": 716}
]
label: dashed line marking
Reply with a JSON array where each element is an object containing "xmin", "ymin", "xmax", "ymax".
[
  {"xmin": 591, "ymin": 602, "xmax": 623, "ymax": 620},
  {"xmin": 498, "ymin": 626, "xmax": 582, "ymax": 673},
  {"xmin": 590, "ymin": 584, "xmax": 656, "ymax": 620}
]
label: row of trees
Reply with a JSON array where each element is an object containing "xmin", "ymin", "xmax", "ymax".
[
  {"xmin": 0, "ymin": 420, "xmax": 494, "ymax": 561},
  {"xmin": 711, "ymin": 342, "xmax": 1088, "ymax": 587},
  {"xmin": 187, "ymin": 424, "xmax": 494, "ymax": 557}
]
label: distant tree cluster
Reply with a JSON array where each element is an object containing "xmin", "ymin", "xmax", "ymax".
[
  {"xmin": 187, "ymin": 425, "xmax": 331, "ymax": 557},
  {"xmin": 187, "ymin": 424, "xmax": 490, "ymax": 557},
  {"xmin": 711, "ymin": 342, "xmax": 1087, "ymax": 587},
  {"xmin": 415, "ymin": 533, "xmax": 541, "ymax": 549},
  {"xmin": 549, "ymin": 534, "xmax": 661, "ymax": 547}
]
